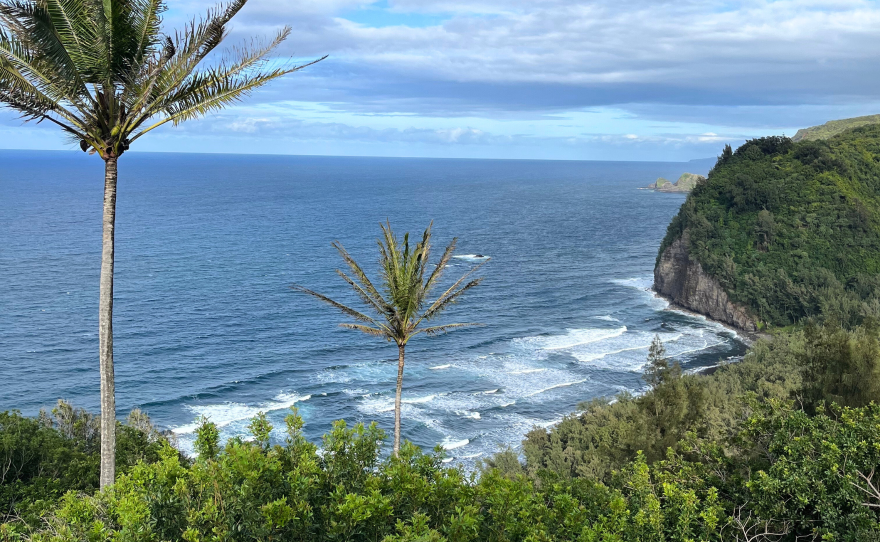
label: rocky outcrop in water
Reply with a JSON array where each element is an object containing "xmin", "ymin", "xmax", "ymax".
[
  {"xmin": 643, "ymin": 173, "xmax": 705, "ymax": 193},
  {"xmin": 653, "ymin": 231, "xmax": 757, "ymax": 332}
]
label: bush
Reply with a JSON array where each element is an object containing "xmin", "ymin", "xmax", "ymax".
[{"xmin": 0, "ymin": 401, "xmax": 174, "ymax": 528}]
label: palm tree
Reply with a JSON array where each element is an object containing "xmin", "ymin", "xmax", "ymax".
[
  {"xmin": 0, "ymin": 0, "xmax": 324, "ymax": 488},
  {"xmin": 292, "ymin": 222, "xmax": 486, "ymax": 455}
]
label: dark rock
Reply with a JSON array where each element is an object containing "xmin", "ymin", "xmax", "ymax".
[{"xmin": 654, "ymin": 231, "xmax": 757, "ymax": 332}]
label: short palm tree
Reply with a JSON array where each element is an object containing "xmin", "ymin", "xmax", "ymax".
[
  {"xmin": 0, "ymin": 0, "xmax": 323, "ymax": 487},
  {"xmin": 292, "ymin": 222, "xmax": 486, "ymax": 456}
]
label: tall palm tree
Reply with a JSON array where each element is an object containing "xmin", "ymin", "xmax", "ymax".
[
  {"xmin": 0, "ymin": 0, "xmax": 323, "ymax": 488},
  {"xmin": 292, "ymin": 222, "xmax": 486, "ymax": 456}
]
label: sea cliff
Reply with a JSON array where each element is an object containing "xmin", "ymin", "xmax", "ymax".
[{"xmin": 653, "ymin": 231, "xmax": 757, "ymax": 332}]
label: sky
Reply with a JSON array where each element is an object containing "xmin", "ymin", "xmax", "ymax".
[{"xmin": 3, "ymin": 0, "xmax": 880, "ymax": 161}]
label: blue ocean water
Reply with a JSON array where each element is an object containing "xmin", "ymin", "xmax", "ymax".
[{"xmin": 1, "ymin": 151, "xmax": 743, "ymax": 463}]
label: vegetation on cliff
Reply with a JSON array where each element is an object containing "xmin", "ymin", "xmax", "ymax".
[
  {"xmin": 659, "ymin": 125, "xmax": 880, "ymax": 327},
  {"xmin": 792, "ymin": 114, "xmax": 880, "ymax": 142}
]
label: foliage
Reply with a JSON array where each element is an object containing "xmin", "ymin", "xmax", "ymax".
[
  {"xmin": 7, "ymin": 399, "xmax": 880, "ymax": 541},
  {"xmin": 660, "ymin": 125, "xmax": 880, "ymax": 327},
  {"xmin": 801, "ymin": 320, "xmax": 880, "ymax": 411},
  {"xmin": 503, "ymin": 329, "xmax": 812, "ymax": 483},
  {"xmin": 0, "ymin": 0, "xmax": 322, "ymax": 160},
  {"xmin": 6, "ymin": 324, "xmax": 880, "ymax": 540},
  {"xmin": 10, "ymin": 409, "xmax": 731, "ymax": 542},
  {"xmin": 0, "ymin": 401, "xmax": 173, "ymax": 528}
]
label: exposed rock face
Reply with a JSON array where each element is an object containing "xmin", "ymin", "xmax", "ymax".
[{"xmin": 654, "ymin": 232, "xmax": 757, "ymax": 332}]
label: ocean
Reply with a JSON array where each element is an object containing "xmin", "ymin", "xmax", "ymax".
[{"xmin": 1, "ymin": 150, "xmax": 744, "ymax": 464}]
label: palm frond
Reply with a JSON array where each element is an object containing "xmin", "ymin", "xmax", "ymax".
[
  {"xmin": 335, "ymin": 269, "xmax": 391, "ymax": 319},
  {"xmin": 296, "ymin": 223, "xmax": 484, "ymax": 349},
  {"xmin": 414, "ymin": 322, "xmax": 483, "ymax": 337},
  {"xmin": 423, "ymin": 236, "xmax": 456, "ymax": 297},
  {"xmin": 332, "ymin": 240, "xmax": 390, "ymax": 314},
  {"xmin": 290, "ymin": 284, "xmax": 382, "ymax": 326},
  {"xmin": 419, "ymin": 277, "xmax": 483, "ymax": 324},
  {"xmin": 420, "ymin": 261, "xmax": 487, "ymax": 321},
  {"xmin": 130, "ymin": 54, "xmax": 306, "ymax": 141},
  {"xmin": 339, "ymin": 323, "xmax": 390, "ymax": 338},
  {"xmin": 0, "ymin": 49, "xmax": 85, "ymax": 132},
  {"xmin": 0, "ymin": 0, "xmax": 321, "ymax": 158},
  {"xmin": 129, "ymin": 0, "xmax": 163, "ymax": 66},
  {"xmin": 0, "ymin": 23, "xmax": 87, "ymax": 110}
]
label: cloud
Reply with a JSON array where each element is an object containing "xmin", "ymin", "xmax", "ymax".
[
  {"xmin": 6, "ymin": 0, "xmax": 880, "ymax": 159},
  {"xmin": 192, "ymin": 0, "xmax": 880, "ymax": 126}
]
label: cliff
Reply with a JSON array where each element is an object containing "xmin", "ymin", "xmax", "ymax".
[
  {"xmin": 654, "ymin": 231, "xmax": 757, "ymax": 332},
  {"xmin": 792, "ymin": 114, "xmax": 880, "ymax": 142}
]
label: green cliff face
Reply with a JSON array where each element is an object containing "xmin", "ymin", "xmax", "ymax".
[
  {"xmin": 657, "ymin": 124, "xmax": 880, "ymax": 327},
  {"xmin": 792, "ymin": 114, "xmax": 880, "ymax": 142}
]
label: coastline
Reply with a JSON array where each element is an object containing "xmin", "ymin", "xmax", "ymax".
[{"xmin": 650, "ymin": 287, "xmax": 763, "ymax": 376}]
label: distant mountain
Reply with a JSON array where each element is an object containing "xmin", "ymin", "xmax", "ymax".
[{"xmin": 792, "ymin": 114, "xmax": 880, "ymax": 142}]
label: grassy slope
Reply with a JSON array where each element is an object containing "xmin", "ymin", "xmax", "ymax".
[
  {"xmin": 792, "ymin": 114, "xmax": 880, "ymax": 142},
  {"xmin": 658, "ymin": 125, "xmax": 880, "ymax": 327}
]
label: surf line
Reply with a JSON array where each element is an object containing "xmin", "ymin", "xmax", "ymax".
[{"xmin": 526, "ymin": 379, "xmax": 587, "ymax": 397}]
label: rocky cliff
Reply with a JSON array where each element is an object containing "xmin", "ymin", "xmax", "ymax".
[{"xmin": 654, "ymin": 231, "xmax": 757, "ymax": 332}]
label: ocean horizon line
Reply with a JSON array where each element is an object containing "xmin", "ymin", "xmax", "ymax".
[{"xmin": 0, "ymin": 147, "xmax": 716, "ymax": 165}]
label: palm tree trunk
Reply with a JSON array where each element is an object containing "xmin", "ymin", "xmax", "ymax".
[
  {"xmin": 99, "ymin": 156, "xmax": 118, "ymax": 489},
  {"xmin": 394, "ymin": 343, "xmax": 405, "ymax": 456}
]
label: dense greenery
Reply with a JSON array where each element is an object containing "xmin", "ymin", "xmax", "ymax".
[
  {"xmin": 660, "ymin": 125, "xmax": 880, "ymax": 327},
  {"xmin": 502, "ymin": 333, "xmax": 805, "ymax": 482},
  {"xmin": 0, "ymin": 402, "xmax": 171, "ymax": 528},
  {"xmin": 6, "ymin": 354, "xmax": 880, "ymax": 541},
  {"xmin": 2, "ymin": 327, "xmax": 880, "ymax": 539}
]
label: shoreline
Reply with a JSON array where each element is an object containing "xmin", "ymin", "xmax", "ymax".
[{"xmin": 650, "ymin": 287, "xmax": 762, "ymax": 376}]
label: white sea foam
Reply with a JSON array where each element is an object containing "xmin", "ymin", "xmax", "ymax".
[
  {"xmin": 570, "ymin": 331, "xmax": 680, "ymax": 365},
  {"xmin": 526, "ymin": 379, "xmax": 587, "ymax": 397},
  {"xmin": 593, "ymin": 315, "xmax": 621, "ymax": 322},
  {"xmin": 173, "ymin": 392, "xmax": 311, "ymax": 435},
  {"xmin": 456, "ymin": 410, "xmax": 481, "ymax": 419},
  {"xmin": 610, "ymin": 277, "xmax": 654, "ymax": 290},
  {"xmin": 515, "ymin": 327, "xmax": 627, "ymax": 352},
  {"xmin": 441, "ymin": 438, "xmax": 470, "ymax": 450},
  {"xmin": 453, "ymin": 254, "xmax": 490, "ymax": 262},
  {"xmin": 611, "ymin": 276, "xmax": 669, "ymax": 309},
  {"xmin": 358, "ymin": 393, "xmax": 440, "ymax": 416},
  {"xmin": 458, "ymin": 452, "xmax": 483, "ymax": 459},
  {"xmin": 342, "ymin": 388, "xmax": 368, "ymax": 396},
  {"xmin": 510, "ymin": 368, "xmax": 546, "ymax": 375},
  {"xmin": 404, "ymin": 394, "xmax": 437, "ymax": 404},
  {"xmin": 430, "ymin": 364, "xmax": 452, "ymax": 370}
]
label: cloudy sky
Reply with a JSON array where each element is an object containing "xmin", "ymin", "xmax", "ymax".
[{"xmin": 3, "ymin": 0, "xmax": 880, "ymax": 160}]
